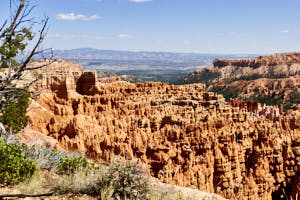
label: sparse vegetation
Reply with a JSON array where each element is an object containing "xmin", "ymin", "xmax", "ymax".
[
  {"xmin": 57, "ymin": 156, "xmax": 96, "ymax": 174},
  {"xmin": 106, "ymin": 160, "xmax": 150, "ymax": 200},
  {"xmin": 175, "ymin": 69, "xmax": 221, "ymax": 85},
  {"xmin": 210, "ymin": 86, "xmax": 239, "ymax": 101},
  {"xmin": 23, "ymin": 145, "xmax": 68, "ymax": 170},
  {"xmin": 53, "ymin": 159, "xmax": 150, "ymax": 200},
  {"xmin": 209, "ymin": 83, "xmax": 299, "ymax": 111}
]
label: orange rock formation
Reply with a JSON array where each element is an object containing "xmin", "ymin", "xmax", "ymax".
[
  {"xmin": 212, "ymin": 52, "xmax": 300, "ymax": 78},
  {"xmin": 183, "ymin": 53, "xmax": 300, "ymax": 110},
  {"xmin": 24, "ymin": 60, "xmax": 299, "ymax": 200}
]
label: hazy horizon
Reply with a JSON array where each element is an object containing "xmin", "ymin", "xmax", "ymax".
[{"xmin": 1, "ymin": 0, "xmax": 300, "ymax": 54}]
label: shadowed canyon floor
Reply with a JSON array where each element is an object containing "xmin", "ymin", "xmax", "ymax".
[{"xmin": 22, "ymin": 60, "xmax": 300, "ymax": 200}]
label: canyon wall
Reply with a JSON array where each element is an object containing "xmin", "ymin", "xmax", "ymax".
[
  {"xmin": 179, "ymin": 53, "xmax": 300, "ymax": 110},
  {"xmin": 24, "ymin": 60, "xmax": 300, "ymax": 200},
  {"xmin": 212, "ymin": 52, "xmax": 300, "ymax": 78}
]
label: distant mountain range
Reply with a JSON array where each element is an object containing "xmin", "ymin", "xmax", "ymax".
[
  {"xmin": 52, "ymin": 48, "xmax": 256, "ymax": 65},
  {"xmin": 36, "ymin": 48, "xmax": 258, "ymax": 83}
]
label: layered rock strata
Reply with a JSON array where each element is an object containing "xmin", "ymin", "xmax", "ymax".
[
  {"xmin": 179, "ymin": 53, "xmax": 300, "ymax": 110},
  {"xmin": 24, "ymin": 61, "xmax": 300, "ymax": 200},
  {"xmin": 212, "ymin": 52, "xmax": 300, "ymax": 78}
]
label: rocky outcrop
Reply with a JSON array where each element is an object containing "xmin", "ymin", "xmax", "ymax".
[
  {"xmin": 24, "ymin": 61, "xmax": 300, "ymax": 200},
  {"xmin": 212, "ymin": 52, "xmax": 300, "ymax": 78},
  {"xmin": 209, "ymin": 77, "xmax": 300, "ymax": 111},
  {"xmin": 178, "ymin": 52, "xmax": 300, "ymax": 110}
]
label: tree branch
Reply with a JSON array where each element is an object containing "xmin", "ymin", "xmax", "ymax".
[
  {"xmin": 0, "ymin": 16, "xmax": 49, "ymax": 90},
  {"xmin": 0, "ymin": 192, "xmax": 54, "ymax": 199},
  {"xmin": 0, "ymin": 20, "xmax": 7, "ymax": 34},
  {"xmin": 0, "ymin": 0, "xmax": 25, "ymax": 48}
]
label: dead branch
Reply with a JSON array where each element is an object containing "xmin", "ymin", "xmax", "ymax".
[
  {"xmin": 0, "ymin": 0, "xmax": 25, "ymax": 48},
  {"xmin": 0, "ymin": 192, "xmax": 54, "ymax": 199},
  {"xmin": 0, "ymin": 20, "xmax": 7, "ymax": 34}
]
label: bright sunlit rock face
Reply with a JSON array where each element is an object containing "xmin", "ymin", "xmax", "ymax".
[{"xmin": 20, "ymin": 60, "xmax": 300, "ymax": 200}]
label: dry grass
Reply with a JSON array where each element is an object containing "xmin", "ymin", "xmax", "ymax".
[
  {"xmin": 2, "ymin": 157, "xmax": 227, "ymax": 200},
  {"xmin": 16, "ymin": 171, "xmax": 45, "ymax": 194},
  {"xmin": 4, "ymin": 169, "xmax": 226, "ymax": 200},
  {"xmin": 52, "ymin": 170, "xmax": 105, "ymax": 196}
]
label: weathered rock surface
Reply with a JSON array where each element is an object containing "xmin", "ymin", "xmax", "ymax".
[
  {"xmin": 209, "ymin": 77, "xmax": 300, "ymax": 110},
  {"xmin": 179, "ymin": 52, "xmax": 300, "ymax": 110},
  {"xmin": 24, "ymin": 61, "xmax": 300, "ymax": 200},
  {"xmin": 212, "ymin": 52, "xmax": 300, "ymax": 78}
]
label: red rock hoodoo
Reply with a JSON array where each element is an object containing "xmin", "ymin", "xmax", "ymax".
[{"xmin": 25, "ymin": 60, "xmax": 300, "ymax": 200}]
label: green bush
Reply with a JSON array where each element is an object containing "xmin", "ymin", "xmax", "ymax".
[
  {"xmin": 0, "ymin": 91, "xmax": 30, "ymax": 134},
  {"xmin": 106, "ymin": 160, "xmax": 150, "ymax": 200},
  {"xmin": 57, "ymin": 156, "xmax": 95, "ymax": 174},
  {"xmin": 0, "ymin": 140, "xmax": 37, "ymax": 184}
]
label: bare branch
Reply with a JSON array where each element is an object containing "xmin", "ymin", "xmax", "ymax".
[
  {"xmin": 0, "ymin": 16, "xmax": 49, "ymax": 90},
  {"xmin": 0, "ymin": 192, "xmax": 54, "ymax": 199},
  {"xmin": 0, "ymin": 0, "xmax": 25, "ymax": 48},
  {"xmin": 27, "ymin": 60, "xmax": 56, "ymax": 71},
  {"xmin": 0, "ymin": 20, "xmax": 7, "ymax": 34}
]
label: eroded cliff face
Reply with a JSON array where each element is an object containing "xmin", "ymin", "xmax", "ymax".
[
  {"xmin": 209, "ymin": 77, "xmax": 300, "ymax": 110},
  {"xmin": 212, "ymin": 52, "xmax": 300, "ymax": 78},
  {"xmin": 180, "ymin": 53, "xmax": 300, "ymax": 110},
  {"xmin": 24, "ymin": 61, "xmax": 300, "ymax": 200}
]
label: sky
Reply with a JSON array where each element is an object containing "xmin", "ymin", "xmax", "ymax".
[{"xmin": 1, "ymin": 0, "xmax": 300, "ymax": 54}]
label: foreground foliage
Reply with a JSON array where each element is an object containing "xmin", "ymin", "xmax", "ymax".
[
  {"xmin": 0, "ymin": 140, "xmax": 37, "ymax": 184},
  {"xmin": 0, "ymin": 141, "xmax": 208, "ymax": 200},
  {"xmin": 106, "ymin": 161, "xmax": 150, "ymax": 200},
  {"xmin": 0, "ymin": 91, "xmax": 30, "ymax": 134},
  {"xmin": 57, "ymin": 156, "xmax": 96, "ymax": 174},
  {"xmin": 53, "ymin": 160, "xmax": 150, "ymax": 200}
]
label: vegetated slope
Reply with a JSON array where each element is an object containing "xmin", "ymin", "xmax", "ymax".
[
  {"xmin": 23, "ymin": 60, "xmax": 300, "ymax": 200},
  {"xmin": 177, "ymin": 52, "xmax": 300, "ymax": 110}
]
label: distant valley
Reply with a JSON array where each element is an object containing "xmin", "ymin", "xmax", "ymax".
[{"xmin": 50, "ymin": 48, "xmax": 256, "ymax": 83}]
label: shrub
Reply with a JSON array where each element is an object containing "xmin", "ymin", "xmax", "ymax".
[
  {"xmin": 57, "ymin": 156, "xmax": 96, "ymax": 174},
  {"xmin": 106, "ymin": 160, "xmax": 150, "ymax": 200},
  {"xmin": 23, "ymin": 145, "xmax": 68, "ymax": 170},
  {"xmin": 0, "ymin": 140, "xmax": 37, "ymax": 184},
  {"xmin": 53, "ymin": 160, "xmax": 150, "ymax": 200}
]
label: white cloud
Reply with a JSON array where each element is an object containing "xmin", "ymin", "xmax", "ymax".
[
  {"xmin": 130, "ymin": 0, "xmax": 152, "ymax": 2},
  {"xmin": 280, "ymin": 30, "xmax": 289, "ymax": 33},
  {"xmin": 56, "ymin": 13, "xmax": 101, "ymax": 21},
  {"xmin": 117, "ymin": 34, "xmax": 132, "ymax": 39}
]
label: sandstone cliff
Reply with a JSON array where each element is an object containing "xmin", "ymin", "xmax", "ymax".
[
  {"xmin": 211, "ymin": 52, "xmax": 300, "ymax": 78},
  {"xmin": 23, "ymin": 60, "xmax": 300, "ymax": 200},
  {"xmin": 177, "ymin": 52, "xmax": 300, "ymax": 110}
]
